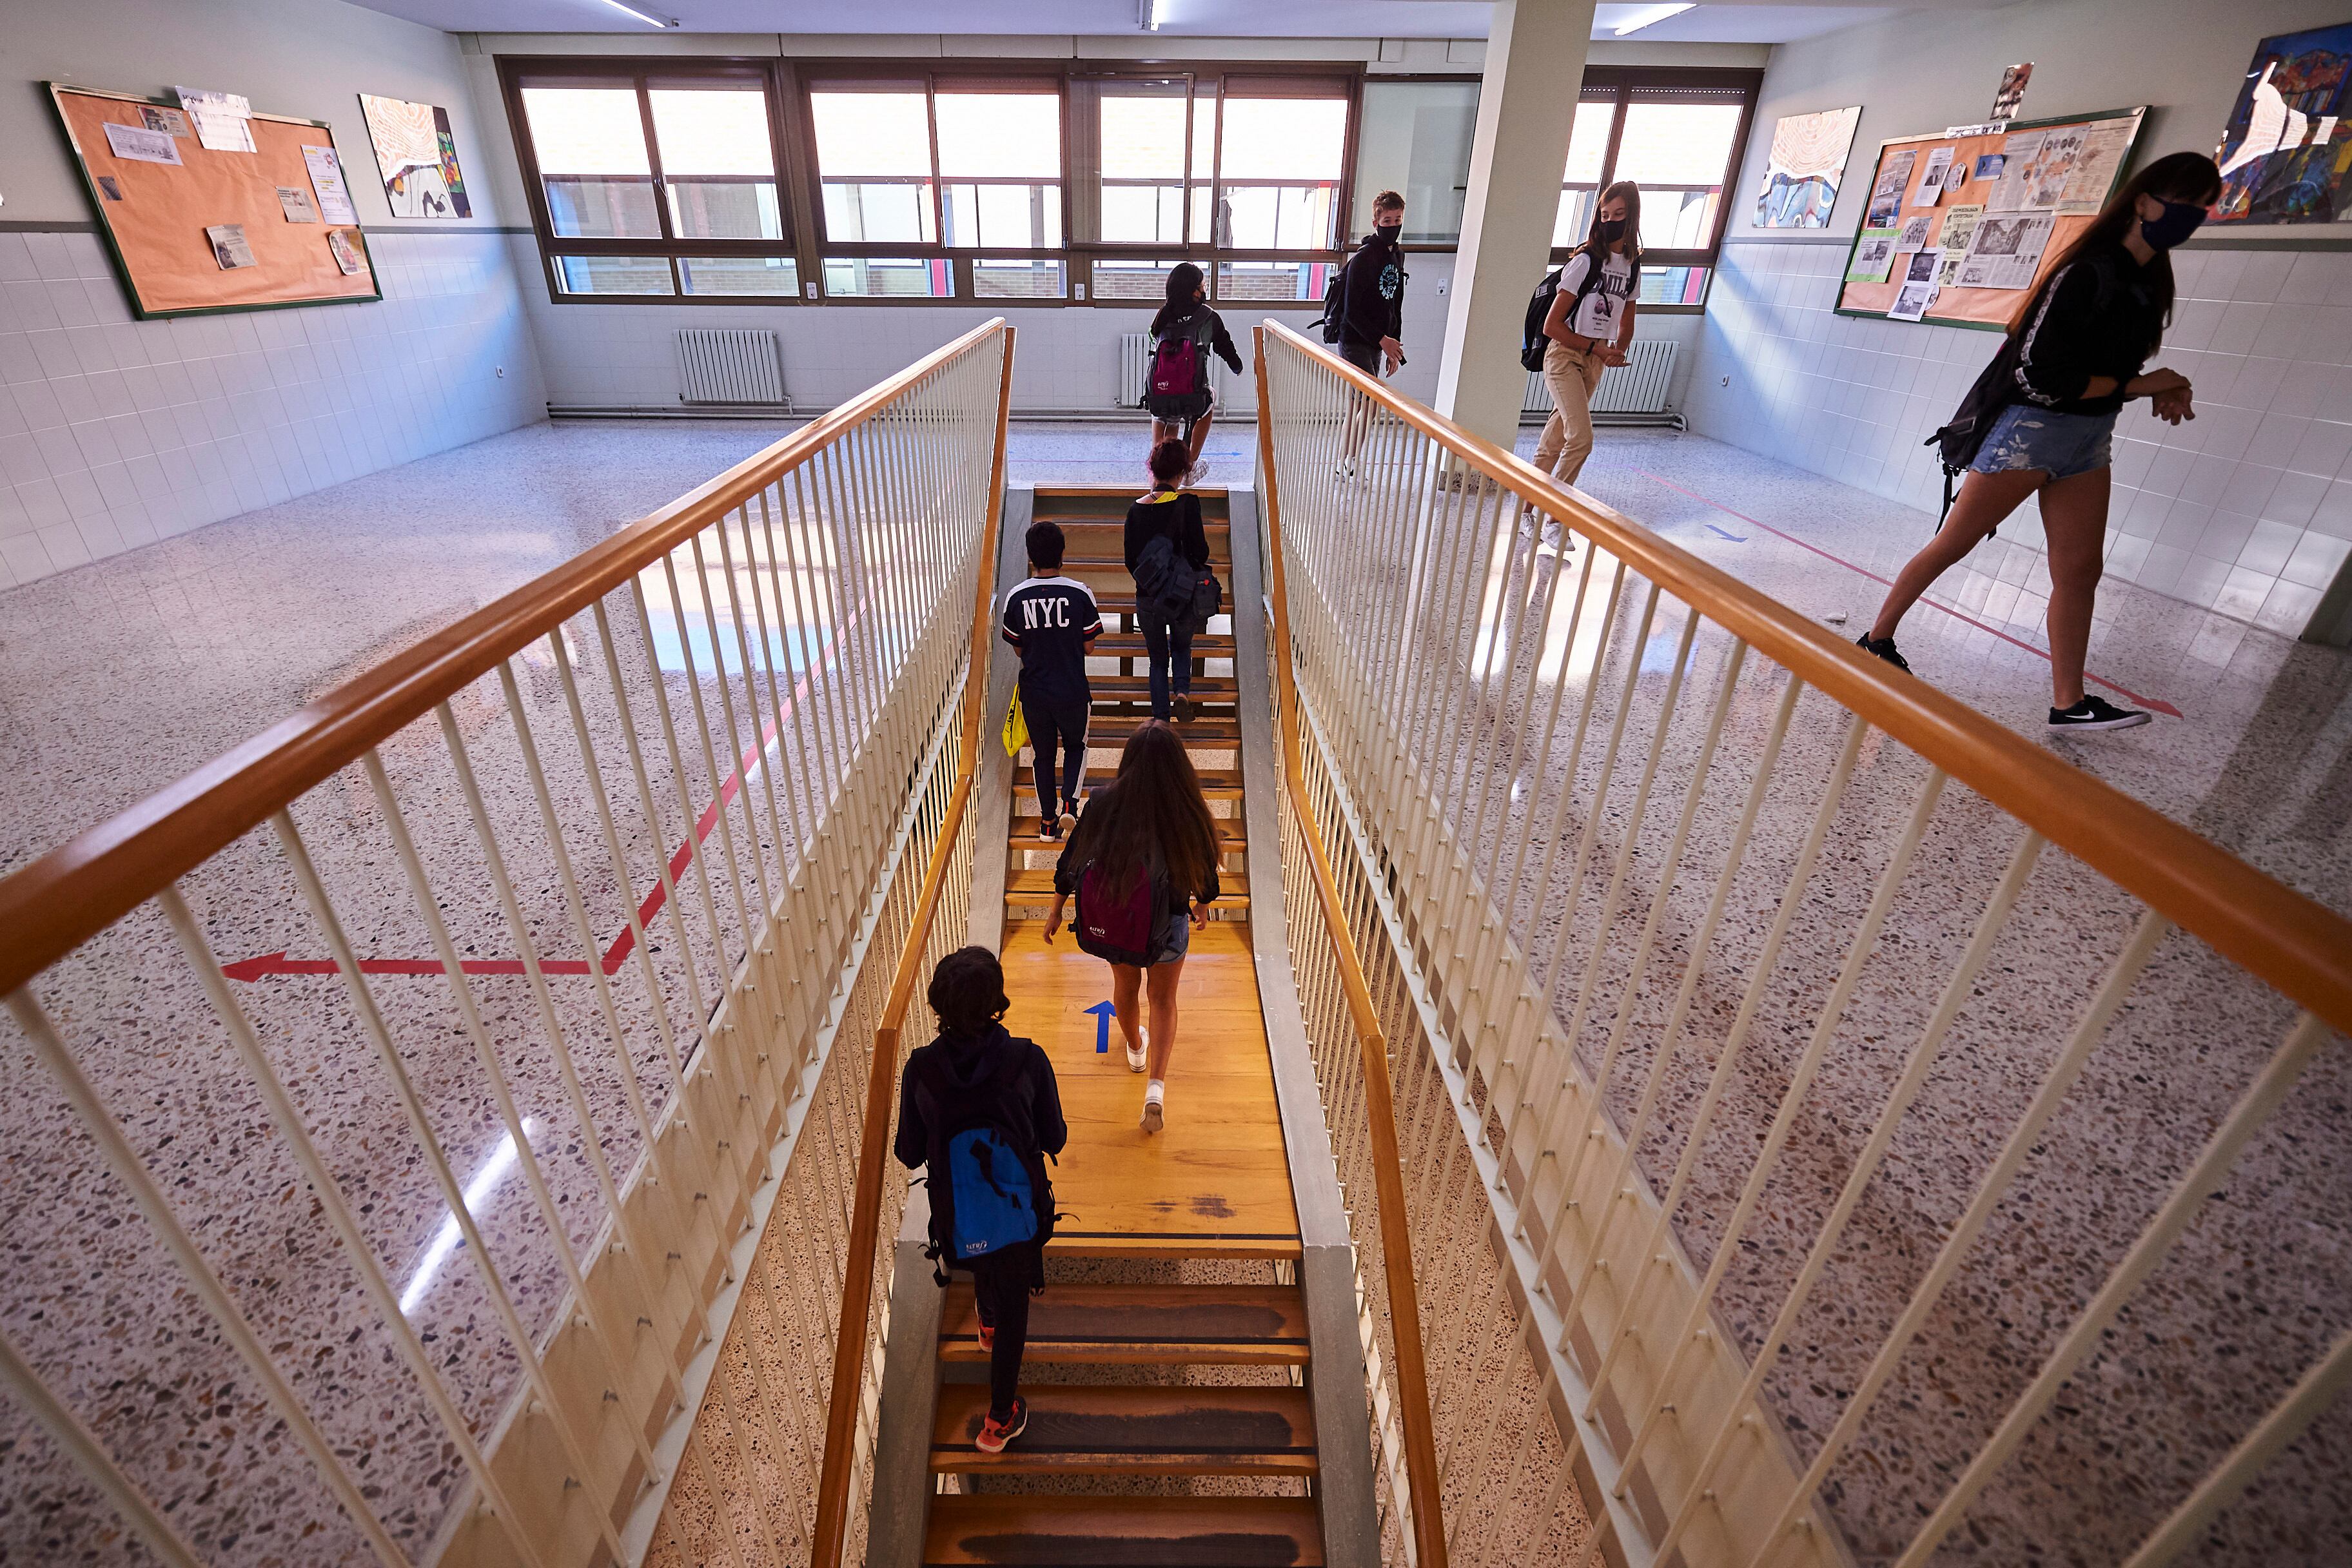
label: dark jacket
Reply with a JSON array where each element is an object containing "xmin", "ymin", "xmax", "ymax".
[
  {"xmin": 2008, "ymin": 240, "xmax": 2164, "ymax": 416},
  {"xmin": 896, "ymin": 1023, "xmax": 1066, "ymax": 1277},
  {"xmin": 1052, "ymin": 799, "xmax": 1220, "ymax": 907},
  {"xmin": 1337, "ymin": 232, "xmax": 1406, "ymax": 349},
  {"xmin": 1122, "ymin": 491, "xmax": 1211, "ymax": 578},
  {"xmin": 1152, "ymin": 304, "xmax": 1246, "ymax": 377}
]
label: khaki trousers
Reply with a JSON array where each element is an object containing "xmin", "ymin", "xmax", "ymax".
[{"xmin": 1531, "ymin": 340, "xmax": 1609, "ymax": 487}]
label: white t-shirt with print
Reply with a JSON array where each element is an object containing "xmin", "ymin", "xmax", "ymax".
[{"xmin": 1558, "ymin": 250, "xmax": 1634, "ymax": 341}]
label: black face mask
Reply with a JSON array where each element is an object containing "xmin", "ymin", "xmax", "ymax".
[
  {"xmin": 2138, "ymin": 198, "xmax": 2206, "ymax": 251},
  {"xmin": 1594, "ymin": 217, "xmax": 1627, "ymax": 245},
  {"xmin": 1375, "ymin": 222, "xmax": 1402, "ymax": 244}
]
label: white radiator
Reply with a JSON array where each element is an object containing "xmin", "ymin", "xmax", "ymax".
[
  {"xmin": 678, "ymin": 328, "xmax": 788, "ymax": 407},
  {"xmin": 1523, "ymin": 338, "xmax": 1677, "ymax": 416},
  {"xmin": 1119, "ymin": 332, "xmax": 1226, "ymax": 409}
]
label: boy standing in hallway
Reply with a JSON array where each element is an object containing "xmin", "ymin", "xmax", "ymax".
[
  {"xmin": 1001, "ymin": 520, "xmax": 1102, "ymax": 838},
  {"xmin": 1333, "ymin": 190, "xmax": 1409, "ymax": 475}
]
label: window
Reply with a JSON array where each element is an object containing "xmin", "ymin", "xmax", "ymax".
[
  {"xmin": 501, "ymin": 55, "xmax": 1362, "ymax": 306},
  {"xmin": 1351, "ymin": 79, "xmax": 1479, "ymax": 244},
  {"xmin": 508, "ymin": 63, "xmax": 799, "ymax": 300},
  {"xmin": 1545, "ymin": 68, "xmax": 1758, "ymax": 309}
]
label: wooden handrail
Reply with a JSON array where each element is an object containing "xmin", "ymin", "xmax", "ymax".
[
  {"xmin": 1255, "ymin": 328, "xmax": 1450, "ymax": 1568},
  {"xmin": 0, "ymin": 320, "xmax": 1015, "ymax": 1003},
  {"xmin": 1255, "ymin": 318, "xmax": 2352, "ymax": 1037},
  {"xmin": 808, "ymin": 326, "xmax": 1016, "ymax": 1568}
]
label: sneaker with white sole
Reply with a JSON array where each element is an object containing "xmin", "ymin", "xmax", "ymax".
[
  {"xmin": 1126, "ymin": 1023, "xmax": 1148, "ymax": 1073},
  {"xmin": 2048, "ymin": 694, "xmax": 2150, "ymax": 730},
  {"xmin": 1141, "ymin": 1079, "xmax": 1164, "ymax": 1133},
  {"xmin": 974, "ymin": 1395, "xmax": 1026, "ymax": 1455}
]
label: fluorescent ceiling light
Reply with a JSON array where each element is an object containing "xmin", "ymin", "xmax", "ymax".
[
  {"xmin": 600, "ymin": 0, "xmax": 674, "ymax": 25},
  {"xmin": 1615, "ymin": 2, "xmax": 1695, "ymax": 35}
]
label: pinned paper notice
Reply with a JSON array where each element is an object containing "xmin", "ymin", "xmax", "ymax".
[
  {"xmin": 139, "ymin": 106, "xmax": 190, "ymax": 137},
  {"xmin": 1888, "ymin": 281, "xmax": 1940, "ymax": 322},
  {"xmin": 102, "ymin": 120, "xmax": 182, "ymax": 166},
  {"xmin": 1847, "ymin": 228, "xmax": 1900, "ymax": 283},
  {"xmin": 326, "ymin": 228, "xmax": 367, "ymax": 276},
  {"xmin": 1917, "ymin": 148, "xmax": 1954, "ymax": 205},
  {"xmin": 302, "ymin": 145, "xmax": 360, "ymax": 224},
  {"xmin": 177, "ymin": 86, "xmax": 256, "ymax": 153},
  {"xmin": 206, "ymin": 223, "xmax": 257, "ymax": 270},
  {"xmin": 277, "ymin": 186, "xmax": 319, "ymax": 222},
  {"xmin": 1895, "ymin": 213, "xmax": 1937, "ymax": 253}
]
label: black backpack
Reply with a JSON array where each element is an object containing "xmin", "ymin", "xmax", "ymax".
[
  {"xmin": 1522, "ymin": 253, "xmax": 1638, "ymax": 371},
  {"xmin": 1133, "ymin": 531, "xmax": 1196, "ymax": 624},
  {"xmin": 1318, "ymin": 266, "xmax": 1346, "ymax": 345},
  {"xmin": 1923, "ymin": 335, "xmax": 2023, "ymax": 524}
]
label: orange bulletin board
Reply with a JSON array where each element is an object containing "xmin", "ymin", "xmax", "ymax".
[
  {"xmin": 1836, "ymin": 106, "xmax": 2144, "ymax": 331},
  {"xmin": 48, "ymin": 83, "xmax": 382, "ymax": 320}
]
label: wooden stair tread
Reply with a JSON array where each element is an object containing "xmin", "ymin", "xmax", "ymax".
[
  {"xmin": 1092, "ymin": 632, "xmax": 1235, "ymax": 654},
  {"xmin": 930, "ymin": 1384, "xmax": 1316, "ymax": 1475},
  {"xmin": 1085, "ymin": 764, "xmax": 1239, "ymax": 789},
  {"xmin": 939, "ymin": 1283, "xmax": 1308, "ymax": 1365},
  {"xmin": 923, "ymin": 1495, "xmax": 1322, "ymax": 1567},
  {"xmin": 1012, "ymin": 817, "xmax": 1243, "ymax": 847},
  {"xmin": 1085, "ymin": 674, "xmax": 1238, "ymax": 696},
  {"xmin": 1004, "ymin": 868, "xmax": 1247, "ymax": 906},
  {"xmin": 1083, "ymin": 714, "xmax": 1242, "ymax": 743}
]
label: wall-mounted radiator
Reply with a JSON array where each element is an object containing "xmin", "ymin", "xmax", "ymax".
[
  {"xmin": 1117, "ymin": 332, "xmax": 1228, "ymax": 409},
  {"xmin": 1524, "ymin": 338, "xmax": 1678, "ymax": 420},
  {"xmin": 678, "ymin": 328, "xmax": 789, "ymax": 409}
]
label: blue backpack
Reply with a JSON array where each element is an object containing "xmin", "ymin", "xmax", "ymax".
[{"xmin": 917, "ymin": 1046, "xmax": 1048, "ymax": 1266}]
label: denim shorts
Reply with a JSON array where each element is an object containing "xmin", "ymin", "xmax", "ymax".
[{"xmin": 1970, "ymin": 404, "xmax": 2116, "ymax": 480}]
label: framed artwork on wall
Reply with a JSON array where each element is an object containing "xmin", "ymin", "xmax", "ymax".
[
  {"xmin": 1752, "ymin": 104, "xmax": 1861, "ymax": 228},
  {"xmin": 2212, "ymin": 21, "xmax": 2352, "ymax": 226},
  {"xmin": 358, "ymin": 93, "xmax": 472, "ymax": 219}
]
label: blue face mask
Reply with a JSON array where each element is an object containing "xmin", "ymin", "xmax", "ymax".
[{"xmin": 2139, "ymin": 198, "xmax": 2206, "ymax": 251}]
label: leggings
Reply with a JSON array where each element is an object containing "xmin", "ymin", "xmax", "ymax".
[{"xmin": 966, "ymin": 1242, "xmax": 1037, "ymax": 1420}]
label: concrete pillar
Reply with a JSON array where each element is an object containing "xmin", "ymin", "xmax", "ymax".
[{"xmin": 1435, "ymin": 0, "xmax": 1598, "ymax": 450}]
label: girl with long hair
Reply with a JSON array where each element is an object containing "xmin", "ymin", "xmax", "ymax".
[
  {"xmin": 1857, "ymin": 152, "xmax": 2222, "ymax": 730},
  {"xmin": 1145, "ymin": 262, "xmax": 1246, "ymax": 480},
  {"xmin": 1044, "ymin": 721, "xmax": 1220, "ymax": 1132},
  {"xmin": 1530, "ymin": 180, "xmax": 1643, "ymax": 529}
]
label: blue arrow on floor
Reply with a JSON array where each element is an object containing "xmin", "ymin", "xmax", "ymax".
[
  {"xmin": 1706, "ymin": 523, "xmax": 1747, "ymax": 542},
  {"xmin": 1086, "ymin": 1000, "xmax": 1116, "ymax": 1054}
]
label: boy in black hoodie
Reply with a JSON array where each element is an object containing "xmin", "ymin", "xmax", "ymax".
[{"xmin": 894, "ymin": 946, "xmax": 1067, "ymax": 1453}]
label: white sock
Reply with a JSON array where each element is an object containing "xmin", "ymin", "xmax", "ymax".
[{"xmin": 1146, "ymin": 1078, "xmax": 1164, "ymax": 1103}]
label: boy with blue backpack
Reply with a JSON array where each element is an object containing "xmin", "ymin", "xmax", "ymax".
[{"xmin": 894, "ymin": 946, "xmax": 1066, "ymax": 1453}]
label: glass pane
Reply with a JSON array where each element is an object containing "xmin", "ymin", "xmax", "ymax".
[
  {"xmin": 524, "ymin": 86, "xmax": 661, "ymax": 240},
  {"xmin": 823, "ymin": 257, "xmax": 948, "ymax": 297},
  {"xmin": 651, "ymin": 85, "xmax": 781, "ymax": 241},
  {"xmin": 1216, "ymin": 259, "xmax": 1334, "ymax": 302},
  {"xmin": 1190, "ymin": 181, "xmax": 1214, "ymax": 244},
  {"xmin": 1554, "ymin": 96, "xmax": 1616, "ymax": 249},
  {"xmin": 1219, "ymin": 183, "xmax": 1334, "ymax": 250},
  {"xmin": 1553, "ymin": 188, "xmax": 1595, "ymax": 248},
  {"xmin": 1092, "ymin": 257, "xmax": 1182, "ymax": 300},
  {"xmin": 1353, "ymin": 80, "xmax": 1478, "ymax": 242},
  {"xmin": 1101, "ymin": 95, "xmax": 1187, "ymax": 180},
  {"xmin": 1101, "ymin": 183, "xmax": 1184, "ymax": 244},
  {"xmin": 822, "ymin": 181, "xmax": 936, "ymax": 243},
  {"xmin": 680, "ymin": 255, "xmax": 801, "ymax": 296},
  {"xmin": 1614, "ymin": 100, "xmax": 1744, "ymax": 251},
  {"xmin": 974, "ymin": 258, "xmax": 1066, "ymax": 299},
  {"xmin": 809, "ymin": 90, "xmax": 933, "ymax": 176},
  {"xmin": 554, "ymin": 255, "xmax": 673, "ymax": 295},
  {"xmin": 941, "ymin": 182, "xmax": 1063, "ymax": 249},
  {"xmin": 936, "ymin": 92, "xmax": 1061, "ymax": 179},
  {"xmin": 1218, "ymin": 97, "xmax": 1347, "ymax": 181},
  {"xmin": 1636, "ymin": 264, "xmax": 1709, "ymax": 306}
]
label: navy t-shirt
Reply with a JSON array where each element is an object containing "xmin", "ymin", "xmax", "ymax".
[{"xmin": 1001, "ymin": 576, "xmax": 1102, "ymax": 708}]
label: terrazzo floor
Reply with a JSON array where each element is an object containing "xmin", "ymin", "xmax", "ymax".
[{"xmin": 1, "ymin": 413, "xmax": 2346, "ymax": 1567}]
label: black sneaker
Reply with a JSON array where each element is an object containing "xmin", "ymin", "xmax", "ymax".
[
  {"xmin": 1058, "ymin": 800, "xmax": 1079, "ymax": 836},
  {"xmin": 1856, "ymin": 633, "xmax": 1911, "ymax": 674},
  {"xmin": 2048, "ymin": 694, "xmax": 2150, "ymax": 730},
  {"xmin": 1173, "ymin": 695, "xmax": 1196, "ymax": 723},
  {"xmin": 1037, "ymin": 815, "xmax": 1061, "ymax": 841}
]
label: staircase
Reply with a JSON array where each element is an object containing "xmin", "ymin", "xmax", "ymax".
[{"xmin": 925, "ymin": 485, "xmax": 1320, "ymax": 1567}]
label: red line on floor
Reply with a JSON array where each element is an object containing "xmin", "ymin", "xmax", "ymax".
[
  {"xmin": 1630, "ymin": 470, "xmax": 2183, "ymax": 719},
  {"xmin": 227, "ymin": 604, "xmax": 863, "ymax": 983}
]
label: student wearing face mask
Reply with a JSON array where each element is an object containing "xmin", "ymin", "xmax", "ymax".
[
  {"xmin": 1529, "ymin": 181, "xmax": 1641, "ymax": 536},
  {"xmin": 1328, "ymin": 191, "xmax": 1410, "ymax": 476},
  {"xmin": 1145, "ymin": 262, "xmax": 1246, "ymax": 482},
  {"xmin": 1859, "ymin": 152, "xmax": 2222, "ymax": 732}
]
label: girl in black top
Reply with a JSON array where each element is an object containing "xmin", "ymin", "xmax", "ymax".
[
  {"xmin": 1044, "ymin": 723, "xmax": 1220, "ymax": 1133},
  {"xmin": 1146, "ymin": 263, "xmax": 1246, "ymax": 481},
  {"xmin": 1124, "ymin": 439, "xmax": 1213, "ymax": 723},
  {"xmin": 1858, "ymin": 153, "xmax": 2221, "ymax": 732}
]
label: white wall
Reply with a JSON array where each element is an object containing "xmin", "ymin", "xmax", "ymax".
[
  {"xmin": 0, "ymin": 0, "xmax": 545, "ymax": 589},
  {"xmin": 1687, "ymin": 0, "xmax": 2352, "ymax": 638}
]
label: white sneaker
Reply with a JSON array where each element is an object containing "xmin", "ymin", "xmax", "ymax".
[
  {"xmin": 1141, "ymin": 1079, "xmax": 1165, "ymax": 1133},
  {"xmin": 1126, "ymin": 1024, "xmax": 1148, "ymax": 1073}
]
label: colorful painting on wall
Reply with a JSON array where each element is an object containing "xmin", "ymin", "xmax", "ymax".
[
  {"xmin": 1754, "ymin": 105, "xmax": 1863, "ymax": 228},
  {"xmin": 2212, "ymin": 21, "xmax": 2352, "ymax": 226},
  {"xmin": 358, "ymin": 93, "xmax": 471, "ymax": 220}
]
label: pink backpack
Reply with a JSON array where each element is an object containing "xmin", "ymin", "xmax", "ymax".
[
  {"xmin": 1149, "ymin": 335, "xmax": 1199, "ymax": 399},
  {"xmin": 1075, "ymin": 860, "xmax": 1160, "ymax": 967}
]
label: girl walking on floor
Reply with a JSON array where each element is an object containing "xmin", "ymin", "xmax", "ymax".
[
  {"xmin": 1144, "ymin": 262, "xmax": 1246, "ymax": 482},
  {"xmin": 1124, "ymin": 439, "xmax": 1214, "ymax": 723},
  {"xmin": 1857, "ymin": 152, "xmax": 2222, "ymax": 731},
  {"xmin": 1044, "ymin": 722, "xmax": 1220, "ymax": 1133},
  {"xmin": 1529, "ymin": 179, "xmax": 1642, "ymax": 543}
]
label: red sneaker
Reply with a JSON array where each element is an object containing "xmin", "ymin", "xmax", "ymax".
[
  {"xmin": 976, "ymin": 1320, "xmax": 995, "ymax": 1353},
  {"xmin": 974, "ymin": 1396, "xmax": 1026, "ymax": 1455}
]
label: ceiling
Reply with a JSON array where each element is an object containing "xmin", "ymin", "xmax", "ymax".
[{"xmin": 344, "ymin": 0, "xmax": 1954, "ymax": 46}]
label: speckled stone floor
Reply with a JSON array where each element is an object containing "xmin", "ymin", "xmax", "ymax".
[{"xmin": 2, "ymin": 415, "xmax": 2346, "ymax": 1567}]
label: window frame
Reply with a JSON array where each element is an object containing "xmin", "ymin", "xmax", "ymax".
[
  {"xmin": 500, "ymin": 55, "xmax": 812, "ymax": 304},
  {"xmin": 1549, "ymin": 65, "xmax": 1763, "ymax": 315}
]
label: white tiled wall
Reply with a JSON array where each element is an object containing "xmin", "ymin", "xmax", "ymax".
[
  {"xmin": 0, "ymin": 227, "xmax": 545, "ymax": 590},
  {"xmin": 1685, "ymin": 239, "xmax": 2352, "ymax": 640}
]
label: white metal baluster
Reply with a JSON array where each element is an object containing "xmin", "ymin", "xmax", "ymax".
[
  {"xmin": 5, "ymin": 986, "xmax": 416, "ymax": 1568},
  {"xmin": 734, "ymin": 494, "xmax": 815, "ymax": 867},
  {"xmin": 1646, "ymin": 827, "xmax": 2048, "ymax": 1563},
  {"xmin": 0, "ymin": 1320, "xmax": 211, "ymax": 1568},
  {"xmin": 1741, "ymin": 908, "xmax": 2175, "ymax": 1568},
  {"xmin": 654, "ymin": 552, "xmax": 762, "ymax": 953},
  {"xmin": 1890, "ymin": 1009, "xmax": 2333, "ymax": 1568},
  {"xmin": 703, "ymin": 524, "xmax": 794, "ymax": 914}
]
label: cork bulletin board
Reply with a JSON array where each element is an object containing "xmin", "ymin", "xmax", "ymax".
[
  {"xmin": 1836, "ymin": 106, "xmax": 2144, "ymax": 331},
  {"xmin": 47, "ymin": 83, "xmax": 382, "ymax": 319}
]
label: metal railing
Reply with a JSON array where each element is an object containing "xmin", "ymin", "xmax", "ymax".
[
  {"xmin": 0, "ymin": 321, "xmax": 1014, "ymax": 1568},
  {"xmin": 1253, "ymin": 319, "xmax": 2352, "ymax": 1568}
]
